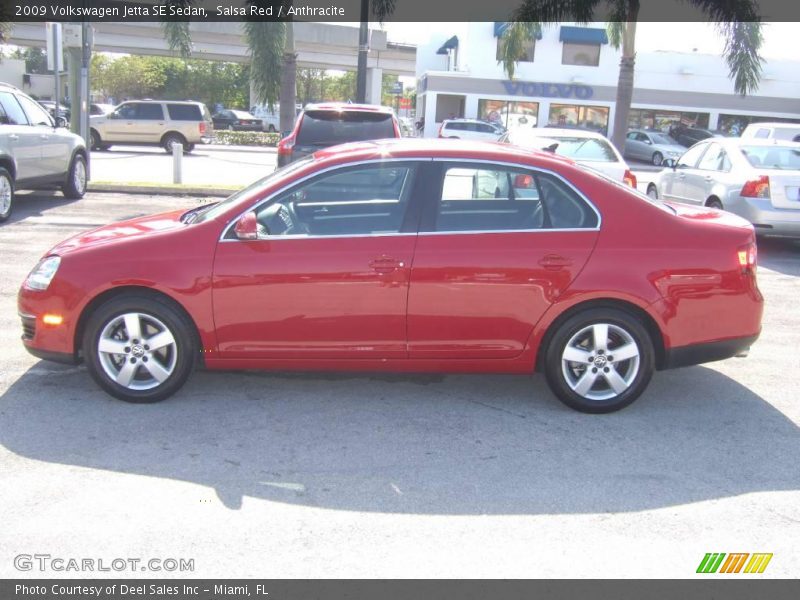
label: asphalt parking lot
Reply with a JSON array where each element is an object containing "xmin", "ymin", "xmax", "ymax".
[{"xmin": 1, "ymin": 191, "xmax": 799, "ymax": 578}]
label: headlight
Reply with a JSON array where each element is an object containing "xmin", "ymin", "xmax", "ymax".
[{"xmin": 24, "ymin": 256, "xmax": 61, "ymax": 291}]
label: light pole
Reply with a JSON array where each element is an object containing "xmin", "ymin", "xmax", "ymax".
[{"xmin": 355, "ymin": 0, "xmax": 369, "ymax": 103}]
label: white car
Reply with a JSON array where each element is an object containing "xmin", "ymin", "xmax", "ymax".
[
  {"xmin": 501, "ymin": 127, "xmax": 637, "ymax": 187},
  {"xmin": 741, "ymin": 122, "xmax": 800, "ymax": 143},
  {"xmin": 250, "ymin": 104, "xmax": 302, "ymax": 133},
  {"xmin": 438, "ymin": 119, "xmax": 505, "ymax": 142}
]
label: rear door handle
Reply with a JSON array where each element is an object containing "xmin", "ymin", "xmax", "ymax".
[
  {"xmin": 539, "ymin": 254, "xmax": 573, "ymax": 270},
  {"xmin": 369, "ymin": 256, "xmax": 405, "ymax": 273}
]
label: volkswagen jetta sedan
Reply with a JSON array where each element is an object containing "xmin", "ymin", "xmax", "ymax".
[{"xmin": 18, "ymin": 139, "xmax": 763, "ymax": 413}]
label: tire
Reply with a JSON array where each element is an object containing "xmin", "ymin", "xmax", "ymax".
[
  {"xmin": 162, "ymin": 133, "xmax": 188, "ymax": 154},
  {"xmin": 89, "ymin": 129, "xmax": 103, "ymax": 151},
  {"xmin": 0, "ymin": 167, "xmax": 14, "ymax": 223},
  {"xmin": 652, "ymin": 151, "xmax": 663, "ymax": 166},
  {"xmin": 646, "ymin": 184, "xmax": 659, "ymax": 200},
  {"xmin": 706, "ymin": 198, "xmax": 723, "ymax": 210},
  {"xmin": 543, "ymin": 308, "xmax": 655, "ymax": 413},
  {"xmin": 62, "ymin": 153, "xmax": 87, "ymax": 199},
  {"xmin": 185, "ymin": 143, "xmax": 195, "ymax": 154},
  {"xmin": 227, "ymin": 125, "xmax": 235, "ymax": 131},
  {"xmin": 83, "ymin": 295, "xmax": 197, "ymax": 403},
  {"xmin": 267, "ymin": 124, "xmax": 277, "ymax": 133}
]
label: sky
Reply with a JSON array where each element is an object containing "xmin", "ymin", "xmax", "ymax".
[{"xmin": 372, "ymin": 22, "xmax": 798, "ymax": 61}]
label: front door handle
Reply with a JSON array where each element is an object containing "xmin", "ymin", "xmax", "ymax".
[
  {"xmin": 369, "ymin": 257, "xmax": 405, "ymax": 273},
  {"xmin": 539, "ymin": 254, "xmax": 573, "ymax": 270}
]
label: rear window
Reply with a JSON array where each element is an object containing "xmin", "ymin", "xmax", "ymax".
[
  {"xmin": 167, "ymin": 104, "xmax": 202, "ymax": 121},
  {"xmin": 296, "ymin": 110, "xmax": 396, "ymax": 145},
  {"xmin": 741, "ymin": 145, "xmax": 800, "ymax": 170},
  {"xmin": 546, "ymin": 137, "xmax": 618, "ymax": 162}
]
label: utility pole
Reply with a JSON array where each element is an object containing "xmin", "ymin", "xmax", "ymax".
[{"xmin": 355, "ymin": 0, "xmax": 369, "ymax": 103}]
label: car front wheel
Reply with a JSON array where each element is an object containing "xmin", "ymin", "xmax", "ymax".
[
  {"xmin": 652, "ymin": 151, "xmax": 663, "ymax": 166},
  {"xmin": 543, "ymin": 308, "xmax": 655, "ymax": 413},
  {"xmin": 646, "ymin": 184, "xmax": 659, "ymax": 199},
  {"xmin": 83, "ymin": 295, "xmax": 197, "ymax": 403},
  {"xmin": 0, "ymin": 167, "xmax": 14, "ymax": 223},
  {"xmin": 62, "ymin": 154, "xmax": 87, "ymax": 199}
]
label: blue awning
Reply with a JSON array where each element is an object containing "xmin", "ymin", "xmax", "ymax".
[
  {"xmin": 494, "ymin": 22, "xmax": 543, "ymax": 39},
  {"xmin": 559, "ymin": 26, "xmax": 608, "ymax": 45}
]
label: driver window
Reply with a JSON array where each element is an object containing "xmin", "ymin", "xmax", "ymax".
[
  {"xmin": 255, "ymin": 164, "xmax": 416, "ymax": 238},
  {"xmin": 115, "ymin": 104, "xmax": 138, "ymax": 119}
]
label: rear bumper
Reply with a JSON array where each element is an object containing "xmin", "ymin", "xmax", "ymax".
[
  {"xmin": 726, "ymin": 196, "xmax": 800, "ymax": 238},
  {"xmin": 662, "ymin": 334, "xmax": 759, "ymax": 370}
]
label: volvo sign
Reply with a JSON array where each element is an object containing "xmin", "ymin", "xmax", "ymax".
[{"xmin": 502, "ymin": 81, "xmax": 594, "ymax": 99}]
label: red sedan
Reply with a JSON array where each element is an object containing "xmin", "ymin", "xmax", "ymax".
[{"xmin": 18, "ymin": 140, "xmax": 763, "ymax": 413}]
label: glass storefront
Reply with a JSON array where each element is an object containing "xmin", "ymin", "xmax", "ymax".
[
  {"xmin": 548, "ymin": 104, "xmax": 609, "ymax": 133},
  {"xmin": 717, "ymin": 113, "xmax": 800, "ymax": 136},
  {"xmin": 627, "ymin": 109, "xmax": 710, "ymax": 132},
  {"xmin": 478, "ymin": 99, "xmax": 540, "ymax": 128}
]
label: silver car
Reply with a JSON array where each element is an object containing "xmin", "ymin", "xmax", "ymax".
[
  {"xmin": 0, "ymin": 82, "xmax": 87, "ymax": 223},
  {"xmin": 624, "ymin": 129, "xmax": 684, "ymax": 166},
  {"xmin": 648, "ymin": 138, "xmax": 800, "ymax": 238}
]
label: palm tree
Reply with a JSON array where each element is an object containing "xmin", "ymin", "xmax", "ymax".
[
  {"xmin": 163, "ymin": 1, "xmax": 288, "ymax": 128},
  {"xmin": 498, "ymin": 1, "xmax": 764, "ymax": 150}
]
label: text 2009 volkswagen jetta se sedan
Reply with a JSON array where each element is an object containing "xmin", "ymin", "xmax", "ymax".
[{"xmin": 18, "ymin": 139, "xmax": 763, "ymax": 413}]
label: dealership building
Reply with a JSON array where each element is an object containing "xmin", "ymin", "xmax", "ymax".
[{"xmin": 415, "ymin": 23, "xmax": 800, "ymax": 138}]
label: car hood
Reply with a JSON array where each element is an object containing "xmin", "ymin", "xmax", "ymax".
[
  {"xmin": 49, "ymin": 209, "xmax": 188, "ymax": 256},
  {"xmin": 653, "ymin": 143, "xmax": 684, "ymax": 153}
]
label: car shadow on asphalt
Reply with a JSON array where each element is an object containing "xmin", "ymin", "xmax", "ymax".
[
  {"xmin": 757, "ymin": 237, "xmax": 800, "ymax": 277},
  {"xmin": 1, "ymin": 362, "xmax": 798, "ymax": 514},
  {"xmin": 5, "ymin": 192, "xmax": 85, "ymax": 225}
]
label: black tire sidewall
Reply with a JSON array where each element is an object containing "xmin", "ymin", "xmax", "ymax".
[
  {"xmin": 544, "ymin": 308, "xmax": 655, "ymax": 413},
  {"xmin": 163, "ymin": 134, "xmax": 186, "ymax": 153},
  {"xmin": 652, "ymin": 152, "xmax": 663, "ymax": 166},
  {"xmin": 63, "ymin": 154, "xmax": 87, "ymax": 199},
  {"xmin": 82, "ymin": 296, "xmax": 196, "ymax": 403},
  {"xmin": 0, "ymin": 168, "xmax": 13, "ymax": 222},
  {"xmin": 89, "ymin": 129, "xmax": 100, "ymax": 150}
]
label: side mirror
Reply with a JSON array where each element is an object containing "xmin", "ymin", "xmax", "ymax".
[
  {"xmin": 663, "ymin": 159, "xmax": 677, "ymax": 169},
  {"xmin": 234, "ymin": 211, "xmax": 259, "ymax": 240},
  {"xmin": 644, "ymin": 139, "xmax": 652, "ymax": 145},
  {"xmin": 55, "ymin": 116, "xmax": 68, "ymax": 128}
]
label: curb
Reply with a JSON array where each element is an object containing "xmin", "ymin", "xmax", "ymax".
[{"xmin": 88, "ymin": 183, "xmax": 236, "ymax": 197}]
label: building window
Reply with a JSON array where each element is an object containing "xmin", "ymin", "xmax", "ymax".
[
  {"xmin": 718, "ymin": 113, "xmax": 800, "ymax": 136},
  {"xmin": 496, "ymin": 36, "xmax": 535, "ymax": 62},
  {"xmin": 562, "ymin": 43, "xmax": 601, "ymax": 66},
  {"xmin": 548, "ymin": 104, "xmax": 609, "ymax": 133},
  {"xmin": 435, "ymin": 94, "xmax": 465, "ymax": 122},
  {"xmin": 478, "ymin": 99, "xmax": 539, "ymax": 129},
  {"xmin": 627, "ymin": 109, "xmax": 710, "ymax": 133}
]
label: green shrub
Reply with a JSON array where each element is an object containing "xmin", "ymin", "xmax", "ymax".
[{"xmin": 213, "ymin": 130, "xmax": 281, "ymax": 147}]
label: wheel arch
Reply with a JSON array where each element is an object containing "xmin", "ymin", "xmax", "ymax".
[
  {"xmin": 0, "ymin": 154, "xmax": 17, "ymax": 181},
  {"xmin": 74, "ymin": 285, "xmax": 205, "ymax": 366},
  {"xmin": 533, "ymin": 298, "xmax": 666, "ymax": 373},
  {"xmin": 160, "ymin": 130, "xmax": 187, "ymax": 144},
  {"xmin": 704, "ymin": 194, "xmax": 723, "ymax": 208}
]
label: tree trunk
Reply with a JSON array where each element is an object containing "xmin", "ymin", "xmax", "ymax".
[
  {"xmin": 611, "ymin": 20, "xmax": 637, "ymax": 152},
  {"xmin": 279, "ymin": 20, "xmax": 297, "ymax": 134}
]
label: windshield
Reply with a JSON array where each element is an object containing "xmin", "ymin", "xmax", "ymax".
[
  {"xmin": 585, "ymin": 166, "xmax": 676, "ymax": 214},
  {"xmin": 650, "ymin": 133, "xmax": 678, "ymax": 145},
  {"xmin": 296, "ymin": 110, "xmax": 395, "ymax": 145},
  {"xmin": 740, "ymin": 145, "xmax": 800, "ymax": 170},
  {"xmin": 192, "ymin": 157, "xmax": 314, "ymax": 224}
]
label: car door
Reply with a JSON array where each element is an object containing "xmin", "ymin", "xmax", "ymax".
[
  {"xmin": 623, "ymin": 132, "xmax": 641, "ymax": 159},
  {"xmin": 0, "ymin": 91, "xmax": 43, "ymax": 181},
  {"xmin": 664, "ymin": 143, "xmax": 708, "ymax": 203},
  {"xmin": 14, "ymin": 93, "xmax": 69, "ymax": 179},
  {"xmin": 102, "ymin": 102, "xmax": 137, "ymax": 142},
  {"xmin": 406, "ymin": 161, "xmax": 600, "ymax": 359},
  {"xmin": 212, "ymin": 161, "xmax": 425, "ymax": 359},
  {"xmin": 688, "ymin": 142, "xmax": 728, "ymax": 203},
  {"xmin": 133, "ymin": 103, "xmax": 166, "ymax": 143}
]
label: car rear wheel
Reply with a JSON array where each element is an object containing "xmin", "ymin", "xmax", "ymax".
[
  {"xmin": 162, "ymin": 133, "xmax": 189, "ymax": 153},
  {"xmin": 646, "ymin": 184, "xmax": 659, "ymax": 199},
  {"xmin": 706, "ymin": 198, "xmax": 723, "ymax": 210},
  {"xmin": 0, "ymin": 168, "xmax": 14, "ymax": 223},
  {"xmin": 267, "ymin": 124, "xmax": 277, "ymax": 133},
  {"xmin": 652, "ymin": 151, "xmax": 663, "ymax": 166},
  {"xmin": 83, "ymin": 295, "xmax": 197, "ymax": 403},
  {"xmin": 62, "ymin": 154, "xmax": 87, "ymax": 199},
  {"xmin": 544, "ymin": 308, "xmax": 655, "ymax": 413}
]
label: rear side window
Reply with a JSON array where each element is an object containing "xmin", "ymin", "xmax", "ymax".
[
  {"xmin": 296, "ymin": 110, "xmax": 396, "ymax": 145},
  {"xmin": 754, "ymin": 128, "xmax": 770, "ymax": 139},
  {"xmin": 135, "ymin": 103, "xmax": 164, "ymax": 120},
  {"xmin": 434, "ymin": 164, "xmax": 598, "ymax": 232},
  {"xmin": 741, "ymin": 145, "xmax": 800, "ymax": 170},
  {"xmin": 167, "ymin": 104, "xmax": 202, "ymax": 120},
  {"xmin": 0, "ymin": 92, "xmax": 28, "ymax": 125}
]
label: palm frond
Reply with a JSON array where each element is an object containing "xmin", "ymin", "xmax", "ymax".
[
  {"xmin": 716, "ymin": 21, "xmax": 763, "ymax": 95},
  {"xmin": 244, "ymin": 19, "xmax": 286, "ymax": 107},
  {"xmin": 372, "ymin": 0, "xmax": 396, "ymax": 23},
  {"xmin": 606, "ymin": 21, "xmax": 624, "ymax": 49},
  {"xmin": 498, "ymin": 22, "xmax": 542, "ymax": 79},
  {"xmin": 687, "ymin": 0, "xmax": 759, "ymax": 22},
  {"xmin": 512, "ymin": 0, "xmax": 606, "ymax": 23},
  {"xmin": 161, "ymin": 2, "xmax": 195, "ymax": 58}
]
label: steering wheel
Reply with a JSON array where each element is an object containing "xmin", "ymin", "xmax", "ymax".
[
  {"xmin": 256, "ymin": 202, "xmax": 309, "ymax": 236},
  {"xmin": 283, "ymin": 201, "xmax": 309, "ymax": 235}
]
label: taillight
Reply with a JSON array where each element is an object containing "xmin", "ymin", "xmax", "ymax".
[
  {"xmin": 737, "ymin": 242, "xmax": 757, "ymax": 274},
  {"xmin": 741, "ymin": 175, "xmax": 770, "ymax": 198},
  {"xmin": 623, "ymin": 169, "xmax": 637, "ymax": 188},
  {"xmin": 199, "ymin": 122, "xmax": 206, "ymax": 134},
  {"xmin": 277, "ymin": 135, "xmax": 295, "ymax": 156}
]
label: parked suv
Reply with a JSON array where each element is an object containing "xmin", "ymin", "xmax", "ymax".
[
  {"xmin": 0, "ymin": 83, "xmax": 87, "ymax": 223},
  {"xmin": 438, "ymin": 118, "xmax": 505, "ymax": 141},
  {"xmin": 89, "ymin": 100, "xmax": 213, "ymax": 153},
  {"xmin": 277, "ymin": 103, "xmax": 400, "ymax": 167}
]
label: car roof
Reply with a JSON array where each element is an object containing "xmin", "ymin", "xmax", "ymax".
[
  {"xmin": 720, "ymin": 137, "xmax": 800, "ymax": 148},
  {"xmin": 516, "ymin": 127, "xmax": 610, "ymax": 140},
  {"xmin": 743, "ymin": 122, "xmax": 800, "ymax": 130},
  {"xmin": 311, "ymin": 138, "xmax": 577, "ymax": 168},
  {"xmin": 304, "ymin": 102, "xmax": 394, "ymax": 113}
]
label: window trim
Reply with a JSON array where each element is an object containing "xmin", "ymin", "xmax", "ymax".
[{"xmin": 220, "ymin": 157, "xmax": 602, "ymax": 242}]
